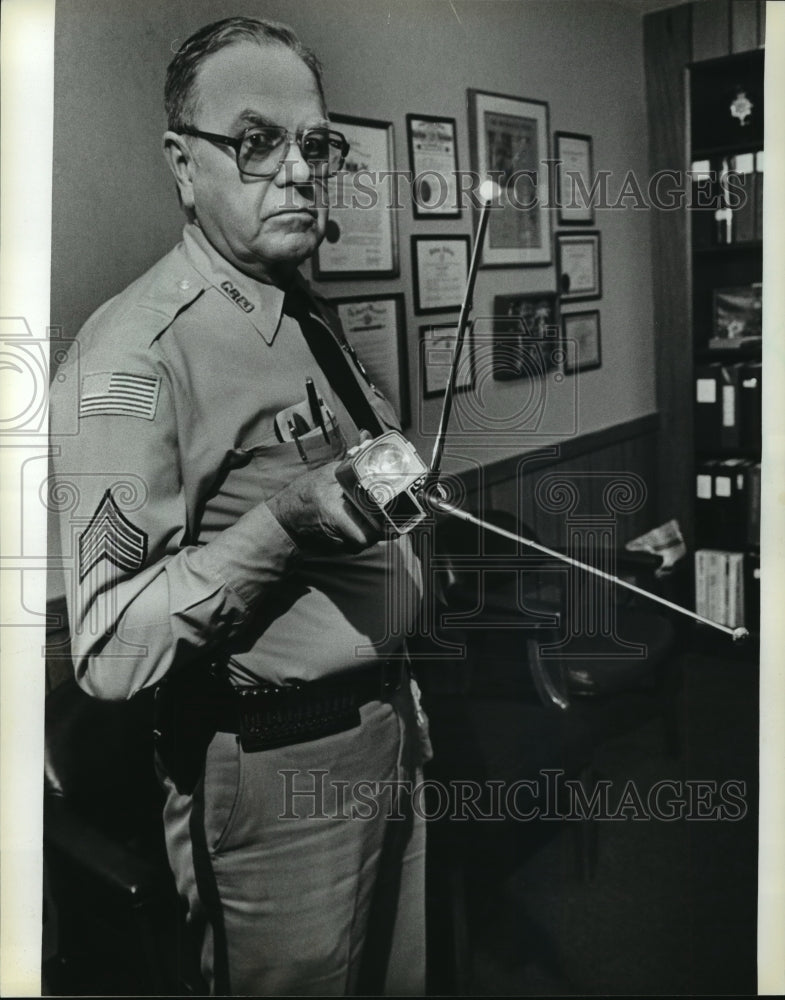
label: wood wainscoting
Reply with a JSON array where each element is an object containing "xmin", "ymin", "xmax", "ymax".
[{"xmin": 449, "ymin": 413, "xmax": 661, "ymax": 550}]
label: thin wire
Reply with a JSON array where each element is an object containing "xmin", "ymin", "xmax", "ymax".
[{"xmin": 433, "ymin": 498, "xmax": 749, "ymax": 641}]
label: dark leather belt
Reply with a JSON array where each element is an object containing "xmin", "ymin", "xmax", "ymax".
[{"xmin": 216, "ymin": 659, "xmax": 405, "ymax": 752}]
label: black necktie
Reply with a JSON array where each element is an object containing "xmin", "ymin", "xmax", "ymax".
[{"xmin": 283, "ymin": 289, "xmax": 383, "ymax": 437}]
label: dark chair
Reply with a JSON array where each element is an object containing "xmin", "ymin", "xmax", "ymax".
[
  {"xmin": 415, "ymin": 507, "xmax": 685, "ymax": 994},
  {"xmin": 43, "ymin": 675, "xmax": 186, "ymax": 996}
]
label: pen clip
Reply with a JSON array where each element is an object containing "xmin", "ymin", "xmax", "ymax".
[
  {"xmin": 306, "ymin": 377, "xmax": 330, "ymax": 444},
  {"xmin": 286, "ymin": 418, "xmax": 308, "ymax": 463}
]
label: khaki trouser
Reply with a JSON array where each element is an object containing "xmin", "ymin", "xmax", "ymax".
[{"xmin": 158, "ymin": 681, "xmax": 427, "ymax": 996}]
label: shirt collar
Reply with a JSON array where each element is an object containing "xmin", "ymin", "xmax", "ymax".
[{"xmin": 182, "ymin": 222, "xmax": 287, "ymax": 345}]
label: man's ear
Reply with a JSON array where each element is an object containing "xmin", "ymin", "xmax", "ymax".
[{"xmin": 163, "ymin": 131, "xmax": 196, "ymax": 211}]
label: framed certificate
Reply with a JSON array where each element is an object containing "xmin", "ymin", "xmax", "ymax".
[
  {"xmin": 406, "ymin": 114, "xmax": 461, "ymax": 218},
  {"xmin": 313, "ymin": 115, "xmax": 399, "ymax": 280},
  {"xmin": 563, "ymin": 309, "xmax": 602, "ymax": 374},
  {"xmin": 411, "ymin": 235, "xmax": 470, "ymax": 314},
  {"xmin": 468, "ymin": 89, "xmax": 552, "ymax": 267},
  {"xmin": 557, "ymin": 231, "xmax": 601, "ymax": 301},
  {"xmin": 329, "ymin": 293, "xmax": 410, "ymax": 426},
  {"xmin": 555, "ymin": 132, "xmax": 595, "ymax": 225},
  {"xmin": 419, "ymin": 322, "xmax": 474, "ymax": 398}
]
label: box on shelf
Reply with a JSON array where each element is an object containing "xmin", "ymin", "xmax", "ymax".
[{"xmin": 695, "ymin": 548, "xmax": 746, "ymax": 628}]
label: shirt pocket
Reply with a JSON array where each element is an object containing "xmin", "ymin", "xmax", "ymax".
[{"xmin": 224, "ymin": 428, "xmax": 343, "ymax": 509}]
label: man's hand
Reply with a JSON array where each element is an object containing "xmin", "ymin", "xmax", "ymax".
[{"xmin": 267, "ymin": 459, "xmax": 381, "ymax": 553}]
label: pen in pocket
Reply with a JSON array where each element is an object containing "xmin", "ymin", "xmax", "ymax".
[
  {"xmin": 305, "ymin": 377, "xmax": 330, "ymax": 444},
  {"xmin": 286, "ymin": 418, "xmax": 308, "ymax": 462}
]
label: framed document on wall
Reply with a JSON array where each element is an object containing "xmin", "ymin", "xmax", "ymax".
[
  {"xmin": 563, "ymin": 309, "xmax": 602, "ymax": 373},
  {"xmin": 411, "ymin": 235, "xmax": 470, "ymax": 314},
  {"xmin": 557, "ymin": 231, "xmax": 601, "ymax": 301},
  {"xmin": 329, "ymin": 293, "xmax": 410, "ymax": 426},
  {"xmin": 555, "ymin": 131, "xmax": 595, "ymax": 225},
  {"xmin": 406, "ymin": 114, "xmax": 461, "ymax": 218},
  {"xmin": 314, "ymin": 115, "xmax": 399, "ymax": 280},
  {"xmin": 468, "ymin": 89, "xmax": 552, "ymax": 267},
  {"xmin": 419, "ymin": 322, "xmax": 474, "ymax": 398}
]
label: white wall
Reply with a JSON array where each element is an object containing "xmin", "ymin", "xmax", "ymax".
[{"xmin": 52, "ymin": 0, "xmax": 657, "ymax": 471}]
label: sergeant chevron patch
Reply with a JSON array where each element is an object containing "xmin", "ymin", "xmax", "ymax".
[
  {"xmin": 79, "ymin": 371, "xmax": 161, "ymax": 420},
  {"xmin": 79, "ymin": 490, "xmax": 148, "ymax": 581}
]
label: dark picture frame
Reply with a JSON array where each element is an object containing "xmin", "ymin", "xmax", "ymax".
[
  {"xmin": 467, "ymin": 88, "xmax": 552, "ymax": 267},
  {"xmin": 313, "ymin": 114, "xmax": 399, "ymax": 280},
  {"xmin": 411, "ymin": 235, "xmax": 471, "ymax": 314},
  {"xmin": 557, "ymin": 231, "xmax": 601, "ymax": 301},
  {"xmin": 555, "ymin": 131, "xmax": 595, "ymax": 225},
  {"xmin": 329, "ymin": 293, "xmax": 410, "ymax": 426},
  {"xmin": 491, "ymin": 291, "xmax": 561, "ymax": 381},
  {"xmin": 406, "ymin": 114, "xmax": 461, "ymax": 218},
  {"xmin": 563, "ymin": 309, "xmax": 602, "ymax": 374},
  {"xmin": 419, "ymin": 322, "xmax": 475, "ymax": 399}
]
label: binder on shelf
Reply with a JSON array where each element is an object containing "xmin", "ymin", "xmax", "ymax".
[
  {"xmin": 725, "ymin": 551, "xmax": 745, "ymax": 628},
  {"xmin": 746, "ymin": 461, "xmax": 761, "ymax": 547},
  {"xmin": 695, "ymin": 459, "xmax": 718, "ymax": 543},
  {"xmin": 695, "ymin": 550, "xmax": 726, "ymax": 625},
  {"xmin": 744, "ymin": 551, "xmax": 760, "ymax": 634},
  {"xmin": 718, "ymin": 363, "xmax": 743, "ymax": 451},
  {"xmin": 690, "ymin": 159, "xmax": 715, "ymax": 249},
  {"xmin": 695, "ymin": 549, "xmax": 707, "ymax": 616},
  {"xmin": 714, "ymin": 158, "xmax": 733, "ymax": 245},
  {"xmin": 754, "ymin": 150, "xmax": 763, "ymax": 241},
  {"xmin": 729, "ymin": 152, "xmax": 756, "ymax": 244},
  {"xmin": 695, "ymin": 361, "xmax": 761, "ymax": 452},
  {"xmin": 695, "ymin": 548, "xmax": 746, "ymax": 628},
  {"xmin": 712, "ymin": 458, "xmax": 752, "ymax": 549},
  {"xmin": 694, "ymin": 363, "xmax": 722, "ymax": 450},
  {"xmin": 739, "ymin": 360, "xmax": 762, "ymax": 450},
  {"xmin": 695, "ymin": 549, "xmax": 722, "ymax": 622}
]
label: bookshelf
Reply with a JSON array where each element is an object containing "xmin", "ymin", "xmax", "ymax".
[{"xmin": 688, "ymin": 49, "xmax": 763, "ymax": 639}]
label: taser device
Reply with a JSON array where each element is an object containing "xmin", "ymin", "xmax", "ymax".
[{"xmin": 335, "ymin": 430, "xmax": 430, "ymax": 533}]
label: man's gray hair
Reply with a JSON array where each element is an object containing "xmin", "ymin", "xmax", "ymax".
[{"xmin": 165, "ymin": 16, "xmax": 325, "ymax": 132}]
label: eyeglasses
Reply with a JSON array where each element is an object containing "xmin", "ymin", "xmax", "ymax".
[{"xmin": 180, "ymin": 124, "xmax": 350, "ymax": 179}]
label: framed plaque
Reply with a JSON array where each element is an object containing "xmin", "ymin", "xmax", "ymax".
[
  {"xmin": 411, "ymin": 235, "xmax": 470, "ymax": 314},
  {"xmin": 329, "ymin": 293, "xmax": 410, "ymax": 426},
  {"xmin": 563, "ymin": 309, "xmax": 602, "ymax": 374},
  {"xmin": 557, "ymin": 231, "xmax": 601, "ymax": 301},
  {"xmin": 555, "ymin": 131, "xmax": 595, "ymax": 225},
  {"xmin": 419, "ymin": 322, "xmax": 474, "ymax": 398},
  {"xmin": 468, "ymin": 89, "xmax": 552, "ymax": 267},
  {"xmin": 406, "ymin": 114, "xmax": 461, "ymax": 218},
  {"xmin": 314, "ymin": 114, "xmax": 399, "ymax": 280}
]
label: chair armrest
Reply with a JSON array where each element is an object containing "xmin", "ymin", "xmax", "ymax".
[{"xmin": 44, "ymin": 795, "xmax": 168, "ymax": 905}]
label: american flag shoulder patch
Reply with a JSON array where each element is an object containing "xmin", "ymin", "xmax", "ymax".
[
  {"xmin": 79, "ymin": 489, "xmax": 148, "ymax": 582},
  {"xmin": 79, "ymin": 371, "xmax": 161, "ymax": 420}
]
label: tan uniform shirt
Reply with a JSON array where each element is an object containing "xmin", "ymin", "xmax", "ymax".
[{"xmin": 50, "ymin": 223, "xmax": 422, "ymax": 698}]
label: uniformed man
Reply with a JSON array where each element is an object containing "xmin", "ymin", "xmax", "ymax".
[{"xmin": 49, "ymin": 16, "xmax": 427, "ymax": 996}]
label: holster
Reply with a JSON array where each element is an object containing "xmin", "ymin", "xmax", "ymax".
[{"xmin": 153, "ymin": 663, "xmax": 229, "ymax": 796}]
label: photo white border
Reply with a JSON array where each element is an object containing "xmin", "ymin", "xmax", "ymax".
[{"xmin": 0, "ymin": 1, "xmax": 54, "ymax": 995}]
